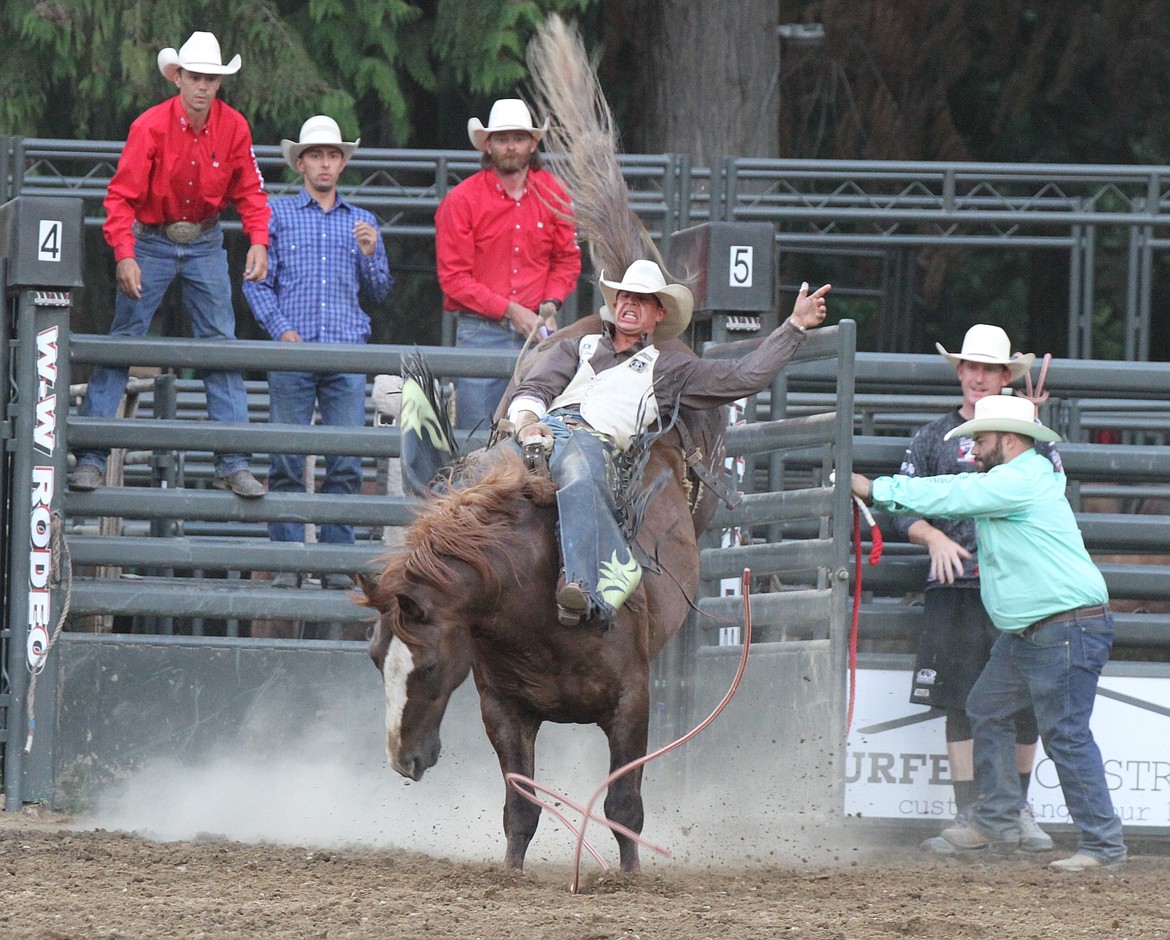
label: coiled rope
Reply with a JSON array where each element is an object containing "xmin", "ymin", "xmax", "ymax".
[{"xmin": 24, "ymin": 511, "xmax": 73, "ymax": 755}]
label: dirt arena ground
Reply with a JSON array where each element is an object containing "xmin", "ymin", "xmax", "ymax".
[{"xmin": 3, "ymin": 809, "xmax": 1168, "ymax": 939}]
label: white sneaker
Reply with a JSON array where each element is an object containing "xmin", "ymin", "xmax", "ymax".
[
  {"xmin": 921, "ymin": 834, "xmax": 958, "ymax": 855},
  {"xmin": 1049, "ymin": 852, "xmax": 1125, "ymax": 873},
  {"xmin": 1019, "ymin": 803, "xmax": 1054, "ymax": 852},
  {"xmin": 920, "ymin": 810, "xmax": 969, "ymax": 854},
  {"xmin": 942, "ymin": 822, "xmax": 1015, "ymax": 851}
]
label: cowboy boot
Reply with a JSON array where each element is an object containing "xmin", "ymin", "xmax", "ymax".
[{"xmin": 550, "ymin": 429, "xmax": 641, "ymax": 626}]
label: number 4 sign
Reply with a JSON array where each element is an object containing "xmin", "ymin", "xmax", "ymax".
[
  {"xmin": 39, "ymin": 220, "xmax": 63, "ymax": 263},
  {"xmin": 729, "ymin": 245, "xmax": 753, "ymax": 287}
]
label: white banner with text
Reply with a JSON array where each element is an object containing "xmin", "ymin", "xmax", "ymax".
[{"xmin": 845, "ymin": 669, "xmax": 1170, "ymax": 828}]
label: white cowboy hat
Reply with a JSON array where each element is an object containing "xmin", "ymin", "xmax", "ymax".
[
  {"xmin": 158, "ymin": 31, "xmax": 242, "ymax": 82},
  {"xmin": 598, "ymin": 260, "xmax": 694, "ymax": 340},
  {"xmin": 944, "ymin": 392, "xmax": 1061, "ymax": 443},
  {"xmin": 936, "ymin": 323, "xmax": 1035, "ymax": 380},
  {"xmin": 467, "ymin": 99, "xmax": 549, "ymax": 152},
  {"xmin": 280, "ymin": 115, "xmax": 360, "ymax": 169}
]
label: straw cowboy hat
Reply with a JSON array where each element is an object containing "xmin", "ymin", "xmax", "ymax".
[
  {"xmin": 281, "ymin": 115, "xmax": 360, "ymax": 170},
  {"xmin": 598, "ymin": 260, "xmax": 694, "ymax": 340},
  {"xmin": 944, "ymin": 392, "xmax": 1061, "ymax": 443},
  {"xmin": 936, "ymin": 323, "xmax": 1035, "ymax": 380},
  {"xmin": 157, "ymin": 31, "xmax": 242, "ymax": 81},
  {"xmin": 467, "ymin": 99, "xmax": 549, "ymax": 152}
]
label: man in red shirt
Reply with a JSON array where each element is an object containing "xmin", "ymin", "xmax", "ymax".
[
  {"xmin": 69, "ymin": 31, "xmax": 270, "ymax": 497},
  {"xmin": 435, "ymin": 98, "xmax": 581, "ymax": 430}
]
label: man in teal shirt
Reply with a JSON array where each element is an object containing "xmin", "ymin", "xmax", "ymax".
[{"xmin": 852, "ymin": 392, "xmax": 1126, "ymax": 873}]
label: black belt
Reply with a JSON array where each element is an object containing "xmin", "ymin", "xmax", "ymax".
[
  {"xmin": 133, "ymin": 216, "xmax": 220, "ymax": 244},
  {"xmin": 1019, "ymin": 604, "xmax": 1108, "ymax": 637}
]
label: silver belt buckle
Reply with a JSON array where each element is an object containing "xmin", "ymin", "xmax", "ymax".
[{"xmin": 164, "ymin": 221, "xmax": 201, "ymax": 244}]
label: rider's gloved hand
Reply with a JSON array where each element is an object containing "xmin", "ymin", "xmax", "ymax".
[{"xmin": 515, "ymin": 414, "xmax": 554, "ymax": 454}]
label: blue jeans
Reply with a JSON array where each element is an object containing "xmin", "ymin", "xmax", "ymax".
[
  {"xmin": 267, "ymin": 370, "xmax": 366, "ymax": 544},
  {"xmin": 453, "ymin": 313, "xmax": 525, "ymax": 431},
  {"xmin": 542, "ymin": 410, "xmax": 641, "ymax": 620},
  {"xmin": 966, "ymin": 609, "xmax": 1126, "ymax": 862},
  {"xmin": 76, "ymin": 225, "xmax": 251, "ymax": 477}
]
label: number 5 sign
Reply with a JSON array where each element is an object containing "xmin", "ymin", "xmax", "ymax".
[
  {"xmin": 729, "ymin": 245, "xmax": 753, "ymax": 287},
  {"xmin": 38, "ymin": 219, "xmax": 63, "ymax": 263}
]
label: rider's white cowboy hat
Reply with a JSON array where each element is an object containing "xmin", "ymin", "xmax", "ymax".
[
  {"xmin": 158, "ymin": 31, "xmax": 242, "ymax": 81},
  {"xmin": 281, "ymin": 115, "xmax": 360, "ymax": 169},
  {"xmin": 944, "ymin": 392, "xmax": 1061, "ymax": 443},
  {"xmin": 467, "ymin": 99, "xmax": 549, "ymax": 152},
  {"xmin": 598, "ymin": 260, "xmax": 694, "ymax": 340},
  {"xmin": 936, "ymin": 323, "xmax": 1035, "ymax": 380}
]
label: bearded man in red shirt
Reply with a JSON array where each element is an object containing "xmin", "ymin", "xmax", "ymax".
[
  {"xmin": 435, "ymin": 98, "xmax": 582, "ymax": 430},
  {"xmin": 69, "ymin": 31, "xmax": 270, "ymax": 498}
]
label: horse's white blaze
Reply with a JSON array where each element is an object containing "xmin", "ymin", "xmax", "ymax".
[{"xmin": 382, "ymin": 636, "xmax": 414, "ymax": 756}]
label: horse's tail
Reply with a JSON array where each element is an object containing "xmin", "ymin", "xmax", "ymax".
[{"xmin": 400, "ymin": 351, "xmax": 458, "ymax": 497}]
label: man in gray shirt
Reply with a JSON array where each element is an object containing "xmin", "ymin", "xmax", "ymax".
[{"xmin": 506, "ymin": 259, "xmax": 829, "ymax": 627}]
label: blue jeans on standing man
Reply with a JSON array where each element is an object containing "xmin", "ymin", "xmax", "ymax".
[
  {"xmin": 965, "ymin": 608, "xmax": 1126, "ymax": 863},
  {"xmin": 267, "ymin": 370, "xmax": 366, "ymax": 544},
  {"xmin": 454, "ymin": 313, "xmax": 526, "ymax": 431},
  {"xmin": 74, "ymin": 225, "xmax": 252, "ymax": 477}
]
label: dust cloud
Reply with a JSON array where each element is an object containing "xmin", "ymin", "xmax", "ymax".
[
  {"xmin": 80, "ymin": 683, "xmax": 667, "ymax": 868},
  {"xmin": 81, "ymin": 674, "xmax": 856, "ymax": 871}
]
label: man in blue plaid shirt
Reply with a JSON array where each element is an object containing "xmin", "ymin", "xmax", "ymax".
[{"xmin": 244, "ymin": 115, "xmax": 393, "ymax": 589}]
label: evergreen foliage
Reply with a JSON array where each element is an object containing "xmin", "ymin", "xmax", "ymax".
[
  {"xmin": 433, "ymin": 0, "xmax": 590, "ymax": 96},
  {"xmin": 0, "ymin": 0, "xmax": 594, "ymax": 145}
]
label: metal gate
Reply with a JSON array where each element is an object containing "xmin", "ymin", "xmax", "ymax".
[{"xmin": 2, "ymin": 201, "xmax": 855, "ymax": 816}]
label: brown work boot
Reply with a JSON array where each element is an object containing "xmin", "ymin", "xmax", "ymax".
[
  {"xmin": 555, "ymin": 580, "xmax": 592, "ymax": 627},
  {"xmin": 212, "ymin": 469, "xmax": 266, "ymax": 498},
  {"xmin": 68, "ymin": 463, "xmax": 104, "ymax": 492}
]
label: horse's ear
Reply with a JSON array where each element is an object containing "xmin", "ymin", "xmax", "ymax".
[{"xmin": 356, "ymin": 572, "xmax": 380, "ymax": 606}]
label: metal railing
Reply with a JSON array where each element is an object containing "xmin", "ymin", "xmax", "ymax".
[
  {"xmin": 55, "ymin": 330, "xmax": 1170, "ymax": 656},
  {"xmin": 8, "ymin": 136, "xmax": 1170, "ymax": 359},
  {"xmin": 63, "ymin": 337, "xmax": 511, "ymax": 629},
  {"xmin": 3, "ymin": 138, "xmax": 690, "ymax": 243},
  {"xmin": 62, "ymin": 327, "xmax": 858, "ymax": 637},
  {"xmin": 693, "ymin": 324, "xmax": 855, "ymax": 643}
]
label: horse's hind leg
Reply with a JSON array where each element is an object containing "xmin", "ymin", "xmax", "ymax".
[{"xmin": 483, "ymin": 703, "xmax": 542, "ymax": 870}]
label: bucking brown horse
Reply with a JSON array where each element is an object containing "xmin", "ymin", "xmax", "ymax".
[{"xmin": 359, "ymin": 317, "xmax": 725, "ymax": 872}]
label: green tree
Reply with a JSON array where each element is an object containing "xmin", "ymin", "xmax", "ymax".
[{"xmin": 0, "ymin": 0, "xmax": 594, "ymax": 146}]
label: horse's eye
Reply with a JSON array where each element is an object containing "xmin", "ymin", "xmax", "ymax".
[{"xmin": 398, "ymin": 594, "xmax": 430, "ymax": 625}]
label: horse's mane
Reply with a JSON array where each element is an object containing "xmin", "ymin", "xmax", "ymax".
[{"xmin": 392, "ymin": 448, "xmax": 557, "ymax": 598}]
